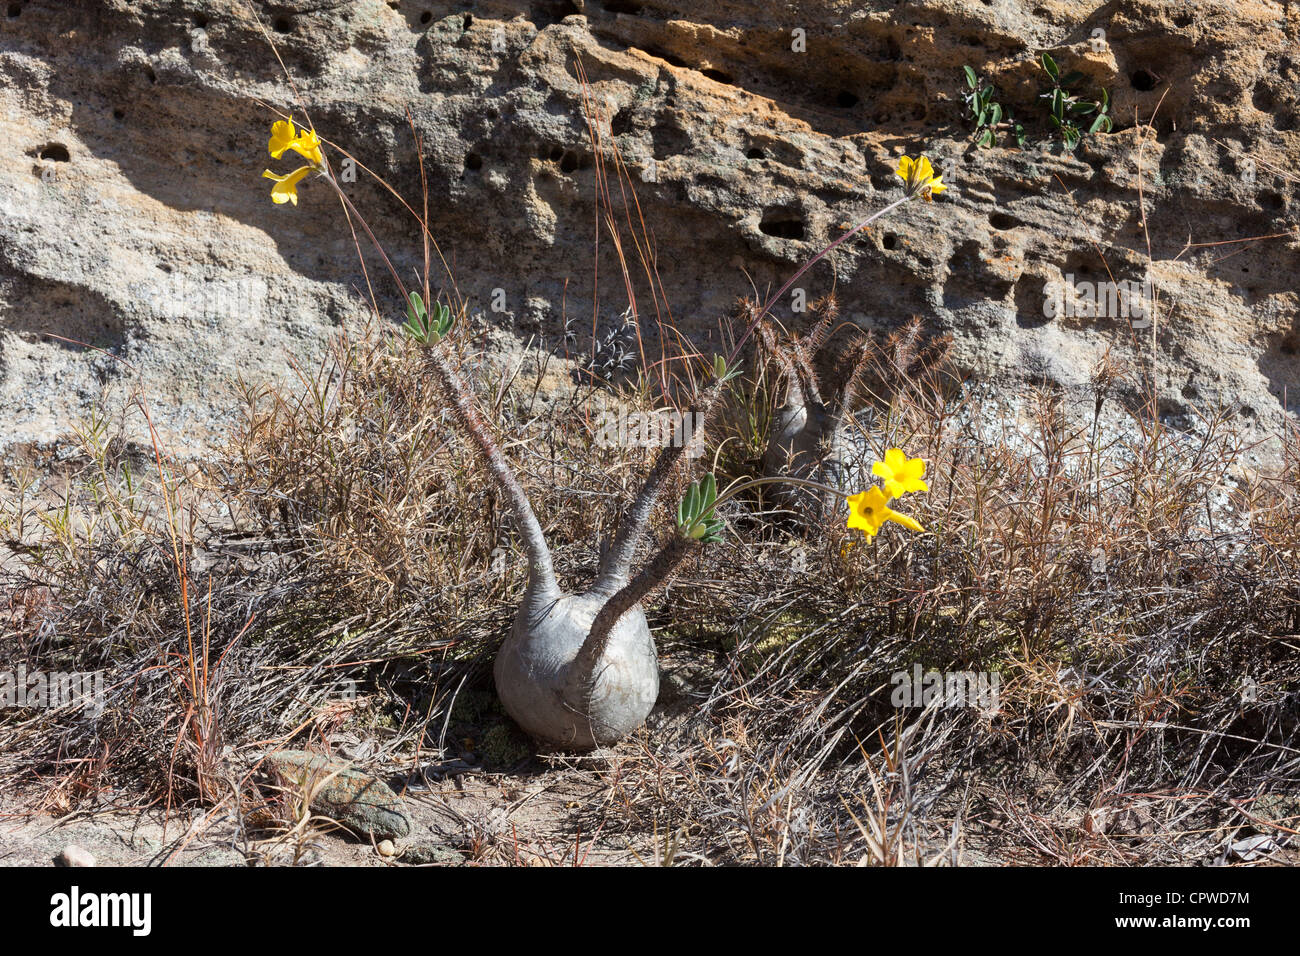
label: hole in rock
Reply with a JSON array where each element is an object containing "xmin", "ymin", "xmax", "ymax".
[
  {"xmin": 835, "ymin": 90, "xmax": 860, "ymax": 108},
  {"xmin": 759, "ymin": 211, "xmax": 805, "ymax": 240},
  {"xmin": 1130, "ymin": 70, "xmax": 1157, "ymax": 91},
  {"xmin": 273, "ymin": 15, "xmax": 293, "ymax": 33},
  {"xmin": 532, "ymin": 0, "xmax": 580, "ymax": 27},
  {"xmin": 39, "ymin": 143, "xmax": 70, "ymax": 162},
  {"xmin": 464, "ymin": 153, "xmax": 482, "ymax": 171},
  {"xmin": 642, "ymin": 47, "xmax": 686, "ymax": 67},
  {"xmin": 611, "ymin": 107, "xmax": 634, "ymax": 135},
  {"xmin": 1259, "ymin": 191, "xmax": 1285, "ymax": 211}
]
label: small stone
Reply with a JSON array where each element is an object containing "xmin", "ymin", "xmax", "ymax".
[
  {"xmin": 259, "ymin": 750, "xmax": 412, "ymax": 841},
  {"xmin": 377, "ymin": 839, "xmax": 396, "ymax": 857},
  {"xmin": 54, "ymin": 845, "xmax": 95, "ymax": 867},
  {"xmin": 402, "ymin": 840, "xmax": 463, "ymax": 866}
]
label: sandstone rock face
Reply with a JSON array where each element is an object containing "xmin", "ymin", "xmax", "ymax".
[{"xmin": 1, "ymin": 0, "xmax": 1296, "ymax": 457}]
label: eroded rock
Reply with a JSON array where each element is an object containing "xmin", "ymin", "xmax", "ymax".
[
  {"xmin": 259, "ymin": 750, "xmax": 411, "ymax": 842},
  {"xmin": 0, "ymin": 1, "xmax": 1295, "ymax": 460}
]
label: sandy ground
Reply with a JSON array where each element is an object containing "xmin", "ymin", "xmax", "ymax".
[{"xmin": 0, "ymin": 759, "xmax": 660, "ymax": 867}]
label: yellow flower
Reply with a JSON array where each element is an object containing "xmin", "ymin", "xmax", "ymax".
[
  {"xmin": 872, "ymin": 448, "xmax": 929, "ymax": 499},
  {"xmin": 268, "ymin": 119, "xmax": 323, "ymax": 167},
  {"xmin": 846, "ymin": 486, "xmax": 925, "ymax": 538},
  {"xmin": 262, "ymin": 165, "xmax": 316, "ymax": 205},
  {"xmin": 895, "ymin": 154, "xmax": 946, "ymax": 202}
]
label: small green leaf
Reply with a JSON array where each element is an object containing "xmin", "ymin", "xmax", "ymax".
[
  {"xmin": 407, "ymin": 291, "xmax": 426, "ymax": 321},
  {"xmin": 989, "ymin": 103, "xmax": 1002, "ymax": 126},
  {"xmin": 1090, "ymin": 114, "xmax": 1112, "ymax": 134},
  {"xmin": 435, "ymin": 303, "xmax": 455, "ymax": 338},
  {"xmin": 1042, "ymin": 52, "xmax": 1059, "ymax": 81},
  {"xmin": 713, "ymin": 355, "xmax": 742, "ymax": 383},
  {"xmin": 963, "ymin": 65, "xmax": 977, "ymax": 89},
  {"xmin": 701, "ymin": 472, "xmax": 717, "ymax": 508}
]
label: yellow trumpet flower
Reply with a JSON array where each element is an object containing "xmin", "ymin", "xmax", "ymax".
[
  {"xmin": 261, "ymin": 165, "xmax": 316, "ymax": 205},
  {"xmin": 895, "ymin": 154, "xmax": 947, "ymax": 202},
  {"xmin": 268, "ymin": 119, "xmax": 323, "ymax": 167},
  {"xmin": 872, "ymin": 448, "xmax": 929, "ymax": 499},
  {"xmin": 846, "ymin": 486, "xmax": 925, "ymax": 538}
]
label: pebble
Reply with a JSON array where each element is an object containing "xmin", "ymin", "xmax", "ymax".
[{"xmin": 54, "ymin": 845, "xmax": 96, "ymax": 867}]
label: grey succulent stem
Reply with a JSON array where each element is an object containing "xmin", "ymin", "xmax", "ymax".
[
  {"xmin": 577, "ymin": 535, "xmax": 698, "ymax": 678},
  {"xmin": 757, "ymin": 321, "xmax": 807, "ymax": 409},
  {"xmin": 594, "ymin": 378, "xmax": 724, "ymax": 592},
  {"xmin": 420, "ymin": 349, "xmax": 558, "ymax": 598},
  {"xmin": 322, "ymin": 172, "xmax": 558, "ymax": 598}
]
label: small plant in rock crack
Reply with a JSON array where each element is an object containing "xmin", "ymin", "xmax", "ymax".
[
  {"xmin": 1039, "ymin": 53, "xmax": 1112, "ymax": 150},
  {"xmin": 961, "ymin": 66, "xmax": 1025, "ymax": 148},
  {"xmin": 567, "ymin": 305, "xmax": 640, "ymax": 385}
]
